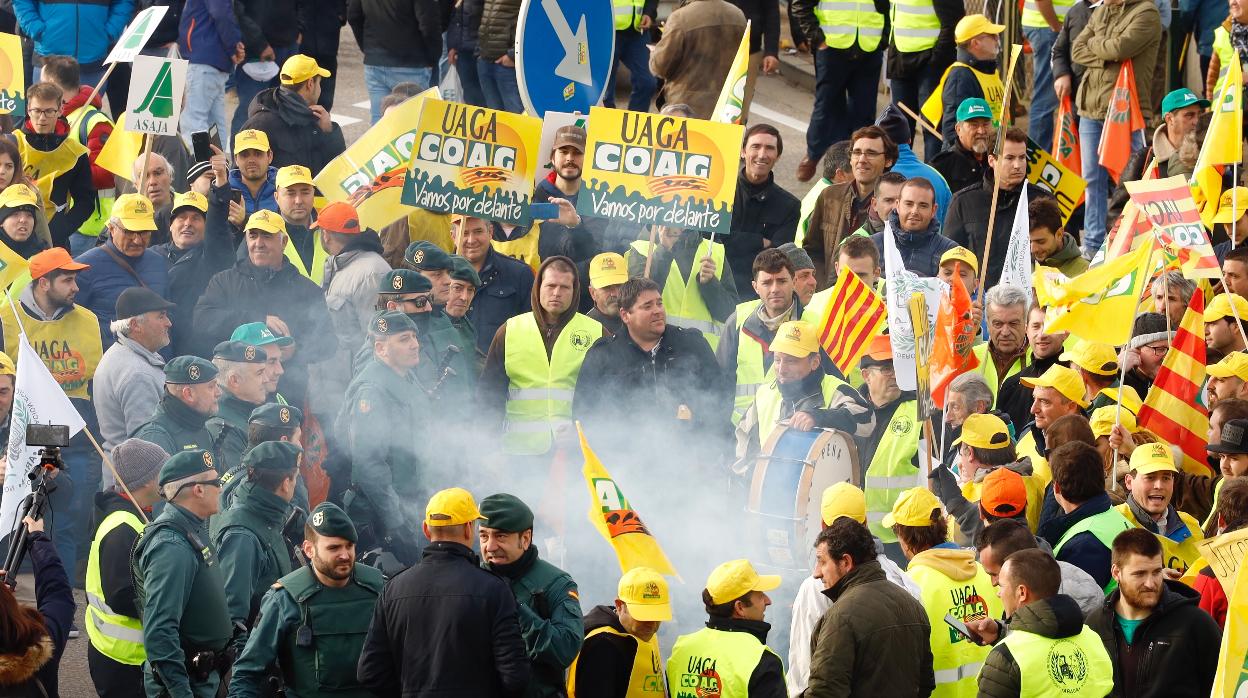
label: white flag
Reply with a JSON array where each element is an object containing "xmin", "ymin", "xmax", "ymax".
[
  {"xmin": 883, "ymin": 221, "xmax": 946, "ymax": 391},
  {"xmin": 1000, "ymin": 181, "xmax": 1033, "ymax": 294},
  {"xmin": 0, "ymin": 334, "xmax": 86, "ymax": 538}
]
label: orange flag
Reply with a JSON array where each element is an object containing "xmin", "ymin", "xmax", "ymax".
[
  {"xmin": 929, "ymin": 262, "xmax": 980, "ymax": 409},
  {"xmin": 1053, "ymin": 95, "xmax": 1082, "ymax": 185},
  {"xmin": 1097, "ymin": 60, "xmax": 1145, "ymax": 183}
]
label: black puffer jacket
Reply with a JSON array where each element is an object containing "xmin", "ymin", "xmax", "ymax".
[
  {"xmin": 943, "ymin": 172, "xmax": 1052, "ymax": 289},
  {"xmin": 241, "ymin": 87, "xmax": 346, "ymax": 174},
  {"xmin": 235, "ymin": 0, "xmax": 300, "ymax": 54},
  {"xmin": 0, "ymin": 531, "xmax": 73, "ymax": 698},
  {"xmin": 155, "ymin": 182, "xmax": 236, "ymax": 356},
  {"xmin": 978, "ymin": 594, "xmax": 1106, "ymax": 698},
  {"xmin": 347, "ymin": 0, "xmax": 453, "ymax": 68},
  {"xmin": 478, "ymin": 0, "xmax": 521, "ymax": 60},
  {"xmin": 726, "ymin": 170, "xmax": 800, "ymax": 299}
]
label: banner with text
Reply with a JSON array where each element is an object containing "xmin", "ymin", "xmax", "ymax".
[
  {"xmin": 1126, "ymin": 175, "xmax": 1221, "ymax": 279},
  {"xmin": 401, "ymin": 98, "xmax": 542, "ymax": 226},
  {"xmin": 577, "ymin": 106, "xmax": 743, "ymax": 235},
  {"xmin": 1026, "ymin": 138, "xmax": 1086, "ymax": 224},
  {"xmin": 0, "ymin": 34, "xmax": 23, "ymax": 116},
  {"xmin": 125, "ymin": 56, "xmax": 187, "ymax": 136}
]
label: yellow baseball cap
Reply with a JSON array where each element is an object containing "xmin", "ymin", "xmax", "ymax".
[
  {"xmin": 1129, "ymin": 441, "xmax": 1178, "ymax": 475},
  {"xmin": 617, "ymin": 567, "xmax": 672, "ymax": 621},
  {"xmin": 276, "ymin": 165, "xmax": 314, "ymax": 189},
  {"xmin": 1089, "ymin": 405, "xmax": 1138, "ymax": 439},
  {"xmin": 1213, "ymin": 187, "xmax": 1248, "ymax": 225},
  {"xmin": 820, "ymin": 482, "xmax": 867, "ymax": 526},
  {"xmin": 589, "ymin": 252, "xmax": 628, "ymax": 288},
  {"xmin": 770, "ymin": 320, "xmax": 820, "ymax": 359},
  {"xmin": 952, "ymin": 412, "xmax": 1012, "ymax": 449},
  {"xmin": 0, "ymin": 183, "xmax": 37, "ymax": 210},
  {"xmin": 939, "ymin": 246, "xmax": 980, "ymax": 274},
  {"xmin": 233, "ymin": 128, "xmax": 270, "ymax": 154},
  {"xmin": 280, "ymin": 54, "xmax": 331, "ymax": 85},
  {"xmin": 112, "ymin": 193, "xmax": 158, "ymax": 231},
  {"xmin": 245, "ymin": 209, "xmax": 287, "ymax": 236},
  {"xmin": 172, "ymin": 191, "xmax": 209, "ymax": 215},
  {"xmin": 0, "ymin": 351, "xmax": 14, "ymax": 376},
  {"xmin": 1021, "ymin": 364, "xmax": 1089, "ymax": 407},
  {"xmin": 424, "ymin": 487, "xmax": 484, "ymax": 526},
  {"xmin": 1204, "ymin": 293, "xmax": 1248, "ymax": 323},
  {"xmin": 881, "ymin": 487, "xmax": 942, "ymax": 528},
  {"xmin": 1097, "ymin": 385, "xmax": 1143, "ymax": 415},
  {"xmin": 705, "ymin": 559, "xmax": 781, "ymax": 605},
  {"xmin": 1209, "ymin": 351, "xmax": 1248, "ymax": 381},
  {"xmin": 955, "ymin": 13, "xmax": 1006, "ymax": 43},
  {"xmin": 1059, "ymin": 340, "xmax": 1119, "ymax": 376}
]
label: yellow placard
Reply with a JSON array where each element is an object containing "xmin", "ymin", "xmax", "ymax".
[
  {"xmin": 1198, "ymin": 527, "xmax": 1248, "ymax": 594},
  {"xmin": 0, "ymin": 33, "xmax": 23, "ymax": 116},
  {"xmin": 577, "ymin": 106, "xmax": 744, "ymax": 235},
  {"xmin": 401, "ymin": 98, "xmax": 542, "ymax": 226},
  {"xmin": 1025, "ymin": 138, "xmax": 1086, "ymax": 224}
]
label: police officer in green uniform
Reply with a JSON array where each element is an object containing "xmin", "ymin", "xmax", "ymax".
[
  {"xmin": 339, "ymin": 310, "xmax": 432, "ymax": 566},
  {"xmin": 211, "ymin": 441, "xmax": 302, "ymax": 654},
  {"xmin": 226, "ymin": 502, "xmax": 384, "ymax": 698},
  {"xmin": 447, "ymin": 256, "xmax": 482, "ymax": 368},
  {"xmin": 134, "ymin": 357, "xmax": 223, "ymax": 466},
  {"xmin": 206, "ymin": 341, "xmax": 269, "ymax": 474},
  {"xmin": 406, "ymin": 240, "xmax": 455, "ymax": 306},
  {"xmin": 371, "ymin": 268, "xmax": 475, "ymax": 401},
  {"xmin": 219, "ymin": 403, "xmax": 305, "ymax": 510},
  {"xmin": 133, "ymin": 450, "xmax": 233, "ymax": 698},
  {"xmin": 479, "ymin": 494, "xmax": 583, "ymax": 697}
]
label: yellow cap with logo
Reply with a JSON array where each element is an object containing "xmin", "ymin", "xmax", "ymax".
[
  {"xmin": 280, "ymin": 54, "xmax": 331, "ymax": 85},
  {"xmin": 1204, "ymin": 293, "xmax": 1248, "ymax": 323},
  {"xmin": 705, "ymin": 559, "xmax": 781, "ymax": 605},
  {"xmin": 424, "ymin": 487, "xmax": 485, "ymax": 526},
  {"xmin": 172, "ymin": 191, "xmax": 209, "ymax": 215},
  {"xmin": 952, "ymin": 412, "xmax": 1012, "ymax": 449},
  {"xmin": 112, "ymin": 193, "xmax": 158, "ymax": 231},
  {"xmin": 589, "ymin": 252, "xmax": 628, "ymax": 288},
  {"xmin": 617, "ymin": 567, "xmax": 672, "ymax": 621},
  {"xmin": 1059, "ymin": 340, "xmax": 1119, "ymax": 376},
  {"xmin": 1089, "ymin": 406, "xmax": 1138, "ymax": 439},
  {"xmin": 1021, "ymin": 364, "xmax": 1089, "ymax": 407},
  {"xmin": 1209, "ymin": 352, "xmax": 1248, "ymax": 381},
  {"xmin": 276, "ymin": 165, "xmax": 314, "ymax": 189},
  {"xmin": 233, "ymin": 128, "xmax": 270, "ymax": 154},
  {"xmin": 1213, "ymin": 187, "xmax": 1248, "ymax": 224},
  {"xmin": 245, "ymin": 209, "xmax": 287, "ymax": 236},
  {"xmin": 0, "ymin": 183, "xmax": 38, "ymax": 210},
  {"xmin": 955, "ymin": 13, "xmax": 1006, "ymax": 43},
  {"xmin": 820, "ymin": 482, "xmax": 866, "ymax": 526},
  {"xmin": 881, "ymin": 487, "xmax": 942, "ymax": 528},
  {"xmin": 1096, "ymin": 385, "xmax": 1143, "ymax": 416},
  {"xmin": 939, "ymin": 246, "xmax": 979, "ymax": 274},
  {"xmin": 1129, "ymin": 441, "xmax": 1178, "ymax": 475},
  {"xmin": 770, "ymin": 320, "xmax": 820, "ymax": 358}
]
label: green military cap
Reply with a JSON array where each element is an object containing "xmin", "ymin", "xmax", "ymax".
[
  {"xmin": 479, "ymin": 493, "xmax": 535, "ymax": 533},
  {"xmin": 213, "ymin": 340, "xmax": 266, "ymax": 363},
  {"xmin": 449, "ymin": 255, "xmax": 482, "ymax": 289},
  {"xmin": 159, "ymin": 449, "xmax": 216, "ymax": 487},
  {"xmin": 249, "ymin": 403, "xmax": 304, "ymax": 428},
  {"xmin": 379, "ymin": 268, "xmax": 433, "ymax": 294},
  {"xmin": 164, "ymin": 356, "xmax": 218, "ymax": 385},
  {"xmin": 371, "ymin": 310, "xmax": 418, "ymax": 336},
  {"xmin": 309, "ymin": 502, "xmax": 357, "ymax": 542},
  {"xmin": 231, "ymin": 321, "xmax": 295, "ymax": 347},
  {"xmin": 242, "ymin": 440, "xmax": 302, "ymax": 472},
  {"xmin": 405, "ymin": 241, "xmax": 453, "ymax": 271}
]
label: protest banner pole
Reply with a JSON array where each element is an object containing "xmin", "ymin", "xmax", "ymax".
[
  {"xmin": 977, "ymin": 44, "xmax": 1024, "ymax": 301},
  {"xmin": 642, "ymin": 224, "xmax": 659, "ymax": 279},
  {"xmin": 83, "ymin": 429, "xmax": 150, "ymax": 525},
  {"xmin": 68, "ymin": 63, "xmax": 118, "ymax": 134},
  {"xmin": 1162, "ymin": 261, "xmax": 1172, "ymax": 337},
  {"xmin": 895, "ymin": 101, "xmax": 942, "ymax": 143},
  {"xmin": 1109, "ymin": 255, "xmax": 1154, "ymax": 483},
  {"xmin": 136, "ymin": 134, "xmax": 153, "ymax": 188},
  {"xmin": 1235, "ymin": 164, "xmax": 1240, "ymax": 250}
]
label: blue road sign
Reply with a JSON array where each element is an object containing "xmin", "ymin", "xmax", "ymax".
[{"xmin": 515, "ymin": 0, "xmax": 615, "ymax": 117}]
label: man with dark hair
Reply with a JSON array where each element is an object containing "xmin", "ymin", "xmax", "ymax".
[
  {"xmin": 870, "ymin": 177, "xmax": 957, "ymax": 277},
  {"xmin": 835, "ymin": 234, "xmax": 883, "ymax": 290},
  {"xmin": 1029, "ymin": 197, "xmax": 1088, "ymax": 277},
  {"xmin": 219, "ymin": 403, "xmax": 305, "ymax": 509},
  {"xmin": 974, "ymin": 518, "xmax": 1104, "ymax": 616},
  {"xmin": 850, "ymin": 171, "xmax": 906, "ymax": 239},
  {"xmin": 796, "ymin": 140, "xmax": 852, "ymax": 249},
  {"xmin": 240, "ymin": 55, "xmax": 346, "ymax": 173},
  {"xmin": 1115, "ymin": 443, "xmax": 1205, "ymax": 575},
  {"xmin": 1192, "ymin": 478, "xmax": 1248, "ymax": 627},
  {"xmin": 455, "ymin": 215, "xmax": 534, "ymax": 355},
  {"xmin": 1040, "ymin": 441, "xmax": 1134, "ymax": 590},
  {"xmin": 727, "ymin": 124, "xmax": 800, "ymax": 294},
  {"xmin": 1087, "ymin": 529, "xmax": 1221, "ymax": 697},
  {"xmin": 1222, "ymin": 246, "xmax": 1248, "ymax": 299},
  {"xmin": 17, "ymin": 82, "xmax": 95, "ymax": 249}
]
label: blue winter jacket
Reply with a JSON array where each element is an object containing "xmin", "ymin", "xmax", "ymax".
[
  {"xmin": 13, "ymin": 0, "xmax": 134, "ymax": 65},
  {"xmin": 227, "ymin": 166, "xmax": 279, "ymax": 218},
  {"xmin": 890, "ymin": 143, "xmax": 953, "ymax": 215},
  {"xmin": 75, "ymin": 239, "xmax": 170, "ymax": 349},
  {"xmin": 871, "ymin": 210, "xmax": 958, "ymax": 277},
  {"xmin": 179, "ymin": 0, "xmax": 244, "ymax": 73}
]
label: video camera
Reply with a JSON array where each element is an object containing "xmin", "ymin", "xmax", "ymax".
[{"xmin": 0, "ymin": 424, "xmax": 70, "ymax": 590}]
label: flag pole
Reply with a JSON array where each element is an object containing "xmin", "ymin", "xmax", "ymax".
[
  {"xmin": 1234, "ymin": 164, "xmax": 1240, "ymax": 251},
  {"xmin": 977, "ymin": 44, "xmax": 1024, "ymax": 302},
  {"xmin": 136, "ymin": 134, "xmax": 153, "ymax": 192},
  {"xmin": 1162, "ymin": 264, "xmax": 1172, "ymax": 337},
  {"xmin": 1110, "ymin": 251, "xmax": 1154, "ymax": 479},
  {"xmin": 895, "ymin": 101, "xmax": 943, "ymax": 143}
]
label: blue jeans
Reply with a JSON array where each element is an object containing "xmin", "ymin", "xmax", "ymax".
[
  {"xmin": 1023, "ymin": 26, "xmax": 1059, "ymax": 153},
  {"xmin": 69, "ymin": 232, "xmax": 98, "ymax": 256},
  {"xmin": 807, "ymin": 48, "xmax": 882, "ymax": 160},
  {"xmin": 184, "ymin": 63, "xmax": 231, "ymax": 147},
  {"xmin": 232, "ymin": 44, "xmax": 299, "ymax": 134},
  {"xmin": 604, "ymin": 31, "xmax": 657, "ymax": 113},
  {"xmin": 889, "ymin": 62, "xmax": 943, "ymax": 160},
  {"xmin": 1079, "ymin": 117, "xmax": 1145, "ymax": 253},
  {"xmin": 452, "ymin": 55, "xmax": 486, "ymax": 106},
  {"xmin": 477, "ymin": 59, "xmax": 525, "ymax": 113},
  {"xmin": 364, "ymin": 64, "xmax": 433, "ymax": 123}
]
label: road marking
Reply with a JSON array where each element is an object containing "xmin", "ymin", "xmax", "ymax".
[
  {"xmin": 332, "ymin": 113, "xmax": 363, "ymax": 127},
  {"xmin": 352, "ymin": 100, "xmax": 370, "ymax": 110},
  {"xmin": 750, "ymin": 104, "xmax": 808, "ymax": 134}
]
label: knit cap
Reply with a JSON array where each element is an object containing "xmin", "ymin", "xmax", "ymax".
[
  {"xmin": 1128, "ymin": 312, "xmax": 1173, "ymax": 350},
  {"xmin": 111, "ymin": 438, "xmax": 169, "ymax": 490}
]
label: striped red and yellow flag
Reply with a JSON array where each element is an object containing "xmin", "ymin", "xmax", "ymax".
[
  {"xmin": 815, "ymin": 268, "xmax": 887, "ymax": 374},
  {"xmin": 1137, "ymin": 289, "xmax": 1212, "ymax": 475}
]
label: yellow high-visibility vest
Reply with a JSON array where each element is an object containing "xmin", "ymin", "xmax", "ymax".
[
  {"xmin": 910, "ymin": 555, "xmax": 1002, "ymax": 698},
  {"xmin": 502, "ymin": 312, "xmax": 602, "ymax": 455},
  {"xmin": 922, "ymin": 63, "xmax": 1005, "ymax": 127},
  {"xmin": 865, "ymin": 399, "xmax": 919, "ymax": 542},
  {"xmin": 891, "ymin": 0, "xmax": 941, "ymax": 52},
  {"xmin": 568, "ymin": 625, "xmax": 664, "ymax": 696},
  {"xmin": 85, "ymin": 510, "xmax": 146, "ymax": 665},
  {"xmin": 815, "ymin": 0, "xmax": 886, "ymax": 52},
  {"xmin": 993, "ymin": 626, "xmax": 1113, "ymax": 697},
  {"xmin": 628, "ymin": 238, "xmax": 726, "ymax": 351}
]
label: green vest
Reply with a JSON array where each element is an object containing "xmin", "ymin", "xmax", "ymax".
[
  {"xmin": 503, "ymin": 312, "xmax": 602, "ymax": 455},
  {"xmin": 277, "ymin": 564, "xmax": 384, "ymax": 697},
  {"xmin": 666, "ymin": 626, "xmax": 784, "ymax": 697},
  {"xmin": 891, "ymin": 0, "xmax": 940, "ymax": 52},
  {"xmin": 995, "ymin": 627, "xmax": 1115, "ymax": 697},
  {"xmin": 755, "ymin": 373, "xmax": 848, "ymax": 446},
  {"xmin": 628, "ymin": 239, "xmax": 726, "ymax": 350},
  {"xmin": 815, "ymin": 0, "xmax": 885, "ymax": 51},
  {"xmin": 613, "ymin": 0, "xmax": 644, "ymax": 30},
  {"xmin": 1021, "ymin": 0, "xmax": 1075, "ymax": 28},
  {"xmin": 211, "ymin": 487, "xmax": 297, "ymax": 623},
  {"xmin": 86, "ymin": 509, "xmax": 146, "ymax": 665},
  {"xmin": 134, "ymin": 510, "xmax": 233, "ymax": 652},
  {"xmin": 1054, "ymin": 508, "xmax": 1134, "ymax": 592},
  {"xmin": 66, "ymin": 103, "xmax": 113, "ymax": 237},
  {"xmin": 732, "ymin": 299, "xmax": 767, "ymax": 426},
  {"xmin": 865, "ymin": 399, "xmax": 920, "ymax": 541}
]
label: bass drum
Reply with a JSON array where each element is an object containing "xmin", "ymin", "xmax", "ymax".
[{"xmin": 746, "ymin": 426, "xmax": 860, "ymax": 571}]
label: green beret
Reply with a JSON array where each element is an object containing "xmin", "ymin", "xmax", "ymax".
[
  {"xmin": 164, "ymin": 356, "xmax": 218, "ymax": 385},
  {"xmin": 371, "ymin": 310, "xmax": 418, "ymax": 336},
  {"xmin": 378, "ymin": 269, "xmax": 432, "ymax": 295},
  {"xmin": 479, "ymin": 493, "xmax": 535, "ymax": 533},
  {"xmin": 449, "ymin": 255, "xmax": 482, "ymax": 289},
  {"xmin": 159, "ymin": 449, "xmax": 216, "ymax": 487},
  {"xmin": 405, "ymin": 241, "xmax": 453, "ymax": 271},
  {"xmin": 213, "ymin": 340, "xmax": 266, "ymax": 364},
  {"xmin": 309, "ymin": 502, "xmax": 357, "ymax": 542},
  {"xmin": 242, "ymin": 440, "xmax": 302, "ymax": 472},
  {"xmin": 249, "ymin": 403, "xmax": 304, "ymax": 428}
]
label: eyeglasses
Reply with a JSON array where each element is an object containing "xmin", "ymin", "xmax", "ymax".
[
  {"xmin": 191, "ymin": 477, "xmax": 222, "ymax": 488},
  {"xmin": 28, "ymin": 108, "xmax": 59, "ymax": 118},
  {"xmin": 117, "ymin": 228, "xmax": 153, "ymax": 238},
  {"xmin": 1141, "ymin": 344, "xmax": 1169, "ymax": 356},
  {"xmin": 850, "ymin": 149, "xmax": 885, "ymax": 159}
]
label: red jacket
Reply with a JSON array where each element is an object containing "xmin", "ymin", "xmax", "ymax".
[
  {"xmin": 1193, "ymin": 566, "xmax": 1228, "ymax": 629},
  {"xmin": 60, "ymin": 85, "xmax": 115, "ymax": 190}
]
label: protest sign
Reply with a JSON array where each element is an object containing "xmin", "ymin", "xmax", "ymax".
[
  {"xmin": 577, "ymin": 106, "xmax": 744, "ymax": 235},
  {"xmin": 125, "ymin": 56, "xmax": 187, "ymax": 136},
  {"xmin": 1001, "ymin": 180, "xmax": 1033, "ymax": 293},
  {"xmin": 883, "ymin": 221, "xmax": 944, "ymax": 392},
  {"xmin": 401, "ymin": 98, "xmax": 542, "ymax": 226},
  {"xmin": 105, "ymin": 6, "xmax": 169, "ymax": 64},
  {"xmin": 1026, "ymin": 138, "xmax": 1085, "ymax": 224},
  {"xmin": 1126, "ymin": 175, "xmax": 1221, "ymax": 279},
  {"xmin": 0, "ymin": 34, "xmax": 23, "ymax": 116}
]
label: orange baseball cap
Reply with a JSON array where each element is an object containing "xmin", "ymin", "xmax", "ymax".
[
  {"xmin": 863, "ymin": 333, "xmax": 893, "ymax": 363},
  {"xmin": 29, "ymin": 248, "xmax": 88, "ymax": 280},
  {"xmin": 313, "ymin": 201, "xmax": 362, "ymax": 234},
  {"xmin": 980, "ymin": 468, "xmax": 1028, "ymax": 518}
]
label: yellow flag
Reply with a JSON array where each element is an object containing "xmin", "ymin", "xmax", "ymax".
[
  {"xmin": 1194, "ymin": 54, "xmax": 1242, "ymax": 227},
  {"xmin": 711, "ymin": 21, "xmax": 751, "ymax": 124},
  {"xmin": 0, "ymin": 239, "xmax": 29, "ymax": 290},
  {"xmin": 1037, "ymin": 240, "xmax": 1155, "ymax": 345},
  {"xmin": 95, "ymin": 113, "xmax": 145, "ymax": 182},
  {"xmin": 578, "ymin": 423, "xmax": 677, "ymax": 578},
  {"xmin": 1213, "ymin": 545, "xmax": 1248, "ymax": 696}
]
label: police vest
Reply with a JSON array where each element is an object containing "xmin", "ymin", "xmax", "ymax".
[
  {"xmin": 613, "ymin": 0, "xmax": 644, "ymax": 31},
  {"xmin": 891, "ymin": 0, "xmax": 940, "ymax": 52},
  {"xmin": 0, "ymin": 300, "xmax": 102, "ymax": 400},
  {"xmin": 629, "ymin": 238, "xmax": 726, "ymax": 351},
  {"xmin": 1021, "ymin": 0, "xmax": 1074, "ymax": 28},
  {"xmin": 755, "ymin": 373, "xmax": 849, "ymax": 447},
  {"xmin": 909, "ymin": 558, "xmax": 1002, "ymax": 698},
  {"xmin": 212, "ymin": 497, "xmax": 297, "ymax": 623},
  {"xmin": 85, "ymin": 509, "xmax": 146, "ymax": 665},
  {"xmin": 994, "ymin": 626, "xmax": 1114, "ymax": 697},
  {"xmin": 815, "ymin": 0, "xmax": 885, "ymax": 52},
  {"xmin": 666, "ymin": 626, "xmax": 785, "ymax": 697},
  {"xmin": 283, "ymin": 230, "xmax": 330, "ymax": 285},
  {"xmin": 866, "ymin": 399, "xmax": 919, "ymax": 542},
  {"xmin": 503, "ymin": 312, "xmax": 602, "ymax": 455},
  {"xmin": 1054, "ymin": 508, "xmax": 1134, "ymax": 592},
  {"xmin": 133, "ymin": 516, "xmax": 233, "ymax": 652},
  {"xmin": 276, "ymin": 564, "xmax": 383, "ymax": 697},
  {"xmin": 67, "ymin": 104, "xmax": 114, "ymax": 237},
  {"xmin": 922, "ymin": 64, "xmax": 1006, "ymax": 128},
  {"xmin": 732, "ymin": 299, "xmax": 768, "ymax": 425},
  {"xmin": 493, "ymin": 224, "xmax": 542, "ymax": 273},
  {"xmin": 1114, "ymin": 502, "xmax": 1204, "ymax": 575},
  {"xmin": 568, "ymin": 625, "xmax": 665, "ymax": 697}
]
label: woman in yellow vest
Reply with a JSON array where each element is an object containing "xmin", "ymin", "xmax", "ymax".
[
  {"xmin": 567, "ymin": 567, "xmax": 670, "ymax": 697},
  {"xmin": 923, "ymin": 15, "xmax": 1006, "ymax": 144},
  {"xmin": 1115, "ymin": 442, "xmax": 1206, "ymax": 575}
]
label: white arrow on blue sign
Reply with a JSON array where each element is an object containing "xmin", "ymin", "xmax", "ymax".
[{"xmin": 515, "ymin": 0, "xmax": 615, "ymax": 117}]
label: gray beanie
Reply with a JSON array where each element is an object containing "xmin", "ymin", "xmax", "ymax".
[
  {"xmin": 111, "ymin": 438, "xmax": 168, "ymax": 490},
  {"xmin": 777, "ymin": 242, "xmax": 814, "ymax": 271},
  {"xmin": 1128, "ymin": 312, "xmax": 1174, "ymax": 350}
]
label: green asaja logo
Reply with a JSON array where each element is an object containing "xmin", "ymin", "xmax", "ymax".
[
  {"xmin": 134, "ymin": 62, "xmax": 174, "ymax": 119},
  {"xmin": 122, "ymin": 12, "xmax": 152, "ymax": 51}
]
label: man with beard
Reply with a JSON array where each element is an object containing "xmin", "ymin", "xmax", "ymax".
[
  {"xmin": 931, "ymin": 98, "xmax": 994, "ymax": 195},
  {"xmin": 227, "ymin": 502, "xmax": 384, "ymax": 697},
  {"xmin": 869, "ymin": 178, "xmax": 957, "ymax": 277},
  {"xmin": 532, "ymin": 125, "xmax": 603, "ymax": 274},
  {"xmin": 725, "ymin": 124, "xmax": 800, "ymax": 297},
  {"xmin": 228, "ymin": 129, "xmax": 279, "ymax": 219},
  {"xmin": 272, "ymin": 165, "xmax": 326, "ymax": 283}
]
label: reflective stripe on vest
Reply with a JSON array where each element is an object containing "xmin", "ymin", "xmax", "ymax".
[
  {"xmin": 755, "ymin": 373, "xmax": 848, "ymax": 446},
  {"xmin": 891, "ymin": 0, "xmax": 940, "ymax": 52},
  {"xmin": 995, "ymin": 627, "xmax": 1115, "ymax": 697},
  {"xmin": 613, "ymin": 0, "xmax": 644, "ymax": 31},
  {"xmin": 568, "ymin": 624, "xmax": 665, "ymax": 696},
  {"xmin": 68, "ymin": 104, "xmax": 114, "ymax": 237},
  {"xmin": 503, "ymin": 312, "xmax": 602, "ymax": 455},
  {"xmin": 909, "ymin": 559, "xmax": 1001, "ymax": 698},
  {"xmin": 815, "ymin": 0, "xmax": 885, "ymax": 52},
  {"xmin": 733, "ymin": 299, "xmax": 767, "ymax": 425},
  {"xmin": 628, "ymin": 239, "xmax": 726, "ymax": 350},
  {"xmin": 666, "ymin": 626, "xmax": 785, "ymax": 697},
  {"xmin": 1212, "ymin": 27, "xmax": 1238, "ymax": 95},
  {"xmin": 1021, "ymin": 0, "xmax": 1074, "ymax": 28},
  {"xmin": 85, "ymin": 509, "xmax": 146, "ymax": 665},
  {"xmin": 865, "ymin": 400, "xmax": 920, "ymax": 541},
  {"xmin": 922, "ymin": 63, "xmax": 1006, "ymax": 128},
  {"xmin": 283, "ymin": 234, "xmax": 330, "ymax": 285}
]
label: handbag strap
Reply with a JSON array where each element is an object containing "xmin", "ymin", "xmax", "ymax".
[{"xmin": 100, "ymin": 244, "xmax": 149, "ymax": 289}]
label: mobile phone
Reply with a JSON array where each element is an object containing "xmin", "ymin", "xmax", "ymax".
[
  {"xmin": 232, "ymin": 191, "xmax": 244, "ymax": 206},
  {"xmin": 530, "ymin": 202, "xmax": 560, "ymax": 221},
  {"xmin": 191, "ymin": 131, "xmax": 213, "ymax": 163},
  {"xmin": 944, "ymin": 613, "xmax": 975, "ymax": 642}
]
